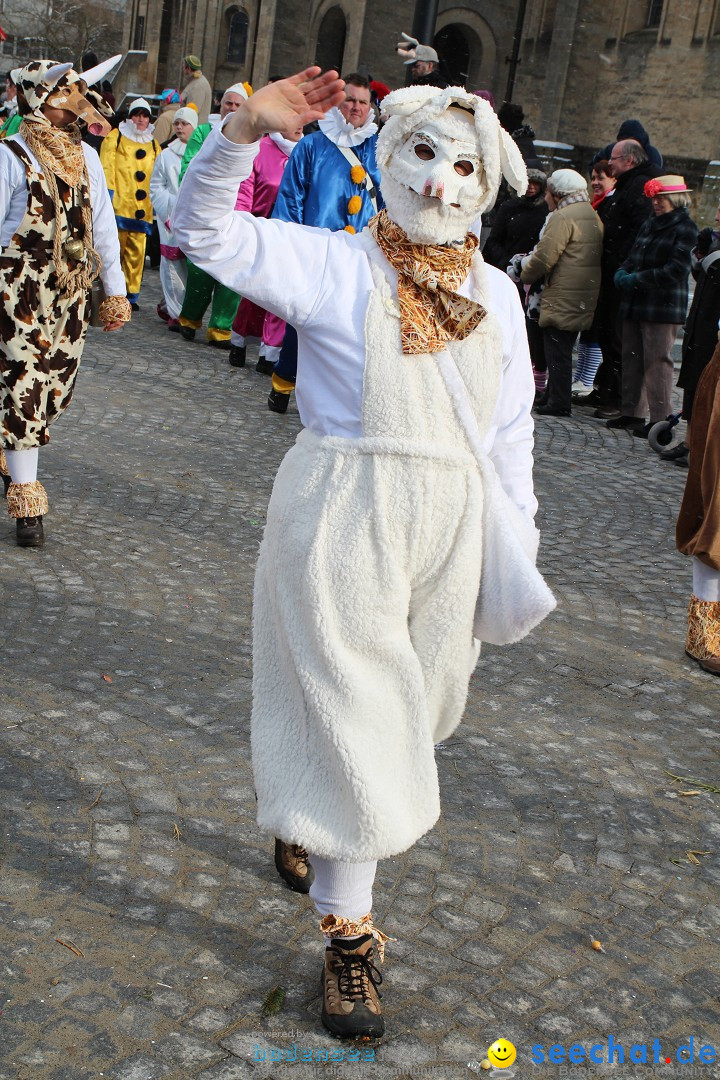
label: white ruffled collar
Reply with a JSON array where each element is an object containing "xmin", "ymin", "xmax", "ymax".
[
  {"xmin": 119, "ymin": 119, "xmax": 156, "ymax": 143},
  {"xmin": 269, "ymin": 131, "xmax": 300, "ymax": 157},
  {"xmin": 318, "ymin": 107, "xmax": 377, "ymax": 148},
  {"xmin": 166, "ymin": 137, "xmax": 186, "ymax": 157}
]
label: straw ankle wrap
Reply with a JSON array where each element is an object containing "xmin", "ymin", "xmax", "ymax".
[
  {"xmin": 0, "ymin": 447, "xmax": 8, "ymax": 477},
  {"xmin": 319, "ymin": 913, "xmax": 394, "ymax": 962},
  {"xmin": 6, "ymin": 481, "xmax": 49, "ymax": 519},
  {"xmin": 686, "ymin": 595, "xmax": 720, "ymax": 659}
]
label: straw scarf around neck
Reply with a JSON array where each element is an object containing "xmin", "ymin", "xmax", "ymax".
[
  {"xmin": 20, "ymin": 115, "xmax": 86, "ymax": 186},
  {"xmin": 19, "ymin": 117, "xmax": 101, "ymax": 295},
  {"xmin": 369, "ymin": 209, "xmax": 486, "ymax": 355}
]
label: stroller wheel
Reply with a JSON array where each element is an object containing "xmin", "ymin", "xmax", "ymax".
[{"xmin": 648, "ymin": 420, "xmax": 674, "ymax": 452}]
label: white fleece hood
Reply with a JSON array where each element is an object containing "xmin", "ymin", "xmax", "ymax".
[{"xmin": 377, "ymin": 85, "xmax": 528, "ymax": 245}]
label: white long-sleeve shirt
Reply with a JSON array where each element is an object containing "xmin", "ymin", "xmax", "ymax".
[
  {"xmin": 149, "ymin": 138, "xmax": 184, "ymax": 248},
  {"xmin": 173, "ymin": 126, "xmax": 538, "ymax": 519},
  {"xmin": 0, "ymin": 135, "xmax": 126, "ymax": 298}
]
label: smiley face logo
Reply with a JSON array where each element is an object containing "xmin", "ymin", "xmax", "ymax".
[{"xmin": 487, "ymin": 1039, "xmax": 517, "ymax": 1068}]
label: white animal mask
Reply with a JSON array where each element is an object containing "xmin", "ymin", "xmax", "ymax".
[{"xmin": 377, "ymin": 85, "xmax": 528, "ymax": 245}]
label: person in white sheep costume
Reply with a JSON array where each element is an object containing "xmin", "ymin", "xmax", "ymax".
[{"xmin": 173, "ymin": 68, "xmax": 555, "ymax": 1039}]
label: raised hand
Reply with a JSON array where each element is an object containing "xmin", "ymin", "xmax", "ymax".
[{"xmin": 224, "ymin": 67, "xmax": 345, "ymax": 145}]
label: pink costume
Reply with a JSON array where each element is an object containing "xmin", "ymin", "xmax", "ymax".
[{"xmin": 232, "ymin": 133, "xmax": 292, "ymax": 356}]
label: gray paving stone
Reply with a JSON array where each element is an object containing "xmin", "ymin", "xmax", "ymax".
[
  {"xmin": 1, "ymin": 274, "xmax": 718, "ymax": 1075},
  {"xmin": 109, "ymin": 1055, "xmax": 171, "ymax": 1080}
]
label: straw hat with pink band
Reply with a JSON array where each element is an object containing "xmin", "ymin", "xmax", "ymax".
[{"xmin": 644, "ymin": 175, "xmax": 692, "ymax": 197}]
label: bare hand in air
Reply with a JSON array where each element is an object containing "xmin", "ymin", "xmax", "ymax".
[{"xmin": 223, "ymin": 67, "xmax": 345, "ymax": 145}]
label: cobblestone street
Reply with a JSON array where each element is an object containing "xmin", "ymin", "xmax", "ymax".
[{"xmin": 1, "ymin": 273, "xmax": 719, "ymax": 1080}]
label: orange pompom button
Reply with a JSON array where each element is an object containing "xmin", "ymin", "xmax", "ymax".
[
  {"xmin": 347, "ymin": 195, "xmax": 363, "ymax": 216},
  {"xmin": 350, "ymin": 164, "xmax": 366, "ymax": 184}
]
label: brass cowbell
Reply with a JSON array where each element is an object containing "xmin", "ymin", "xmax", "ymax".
[{"xmin": 63, "ymin": 237, "xmax": 86, "ymax": 262}]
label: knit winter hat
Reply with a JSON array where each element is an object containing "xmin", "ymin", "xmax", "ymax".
[
  {"xmin": 223, "ymin": 83, "xmax": 249, "ymax": 100},
  {"xmin": 184, "ymin": 55, "xmax": 202, "ymax": 71},
  {"xmin": 548, "ymin": 168, "xmax": 588, "ymax": 196},
  {"xmin": 128, "ymin": 97, "xmax": 152, "ymax": 116},
  {"xmin": 525, "ymin": 167, "xmax": 547, "ymax": 192},
  {"xmin": 173, "ymin": 106, "xmax": 198, "ymax": 129}
]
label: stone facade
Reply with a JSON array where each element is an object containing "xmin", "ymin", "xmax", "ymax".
[
  {"xmin": 514, "ymin": 0, "xmax": 720, "ymax": 224},
  {"xmin": 116, "ymin": 0, "xmax": 718, "ymax": 218}
]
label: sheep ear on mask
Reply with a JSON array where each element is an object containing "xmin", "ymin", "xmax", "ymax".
[{"xmin": 498, "ymin": 125, "xmax": 528, "ymax": 195}]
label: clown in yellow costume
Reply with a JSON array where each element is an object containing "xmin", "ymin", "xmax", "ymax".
[{"xmin": 100, "ymin": 98, "xmax": 161, "ymax": 306}]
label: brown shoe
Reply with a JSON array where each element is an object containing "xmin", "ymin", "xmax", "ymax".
[
  {"xmin": 321, "ymin": 934, "xmax": 384, "ymax": 1039},
  {"xmin": 274, "ymin": 838, "xmax": 314, "ymax": 893},
  {"xmin": 686, "ymin": 650, "xmax": 720, "ymax": 676},
  {"xmin": 16, "ymin": 516, "xmax": 44, "ymax": 547}
]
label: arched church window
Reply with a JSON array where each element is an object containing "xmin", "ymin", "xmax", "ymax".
[
  {"xmin": 315, "ymin": 6, "xmax": 346, "ymax": 74},
  {"xmin": 646, "ymin": 0, "xmax": 664, "ymax": 27},
  {"xmin": 227, "ymin": 8, "xmax": 249, "ymax": 65}
]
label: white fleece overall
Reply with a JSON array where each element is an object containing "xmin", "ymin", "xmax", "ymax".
[
  {"xmin": 252, "ymin": 255, "xmax": 504, "ymax": 862},
  {"xmin": 171, "ymin": 129, "xmax": 539, "ymax": 867}
]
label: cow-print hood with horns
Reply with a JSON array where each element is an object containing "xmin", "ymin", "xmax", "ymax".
[{"xmin": 16, "ymin": 57, "xmax": 116, "ymax": 136}]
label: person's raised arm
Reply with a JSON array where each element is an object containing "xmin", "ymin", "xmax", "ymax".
[{"xmin": 172, "ymin": 68, "xmax": 346, "ymax": 327}]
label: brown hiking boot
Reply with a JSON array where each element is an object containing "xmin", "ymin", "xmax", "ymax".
[
  {"xmin": 273, "ymin": 838, "xmax": 314, "ymax": 893},
  {"xmin": 321, "ymin": 934, "xmax": 384, "ymax": 1039}
]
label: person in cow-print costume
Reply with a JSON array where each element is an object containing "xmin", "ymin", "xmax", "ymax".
[{"xmin": 0, "ymin": 58, "xmax": 129, "ymax": 547}]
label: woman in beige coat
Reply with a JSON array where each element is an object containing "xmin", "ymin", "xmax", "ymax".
[{"xmin": 521, "ymin": 169, "xmax": 604, "ymax": 415}]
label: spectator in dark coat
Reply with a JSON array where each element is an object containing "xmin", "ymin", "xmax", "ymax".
[
  {"xmin": 483, "ymin": 169, "xmax": 548, "ymax": 271},
  {"xmin": 664, "ymin": 204, "xmax": 720, "ymax": 462},
  {"xmin": 592, "ymin": 118, "xmax": 663, "ymax": 169},
  {"xmin": 588, "ymin": 139, "xmax": 662, "ymax": 414},
  {"xmin": 680, "ymin": 206, "xmax": 720, "ymax": 419},
  {"xmin": 608, "ymin": 175, "xmax": 697, "ymax": 436}
]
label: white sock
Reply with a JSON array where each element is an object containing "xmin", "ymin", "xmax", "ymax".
[
  {"xmin": 5, "ymin": 448, "xmax": 39, "ymax": 484},
  {"xmin": 262, "ymin": 345, "xmax": 281, "ymax": 366},
  {"xmin": 693, "ymin": 557, "xmax": 720, "ymax": 602},
  {"xmin": 308, "ymin": 855, "xmax": 377, "ymax": 928},
  {"xmin": 230, "ymin": 331, "xmax": 246, "ymax": 347}
]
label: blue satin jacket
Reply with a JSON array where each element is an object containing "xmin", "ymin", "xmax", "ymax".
[{"xmin": 272, "ymin": 129, "xmax": 383, "ymax": 232}]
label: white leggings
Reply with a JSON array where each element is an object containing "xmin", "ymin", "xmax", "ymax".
[
  {"xmin": 308, "ymin": 854, "xmax": 377, "ymax": 920},
  {"xmin": 5, "ymin": 447, "xmax": 38, "ymax": 484},
  {"xmin": 693, "ymin": 557, "xmax": 720, "ymax": 602}
]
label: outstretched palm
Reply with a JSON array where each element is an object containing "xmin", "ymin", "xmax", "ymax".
[{"xmin": 227, "ymin": 67, "xmax": 345, "ymax": 143}]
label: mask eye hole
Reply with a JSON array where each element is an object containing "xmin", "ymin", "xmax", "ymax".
[
  {"xmin": 414, "ymin": 143, "xmax": 435, "ymax": 161},
  {"xmin": 454, "ymin": 160, "xmax": 474, "ymax": 176}
]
